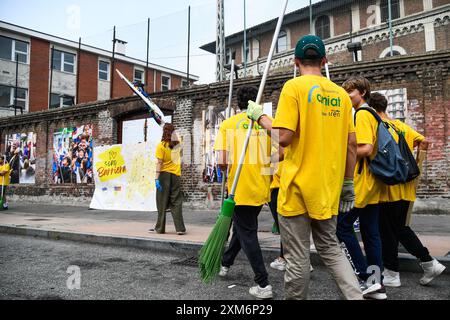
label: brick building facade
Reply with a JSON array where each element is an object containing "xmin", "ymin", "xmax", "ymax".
[
  {"xmin": 201, "ymin": 0, "xmax": 450, "ymax": 79},
  {"xmin": 0, "ymin": 21, "xmax": 198, "ymax": 117},
  {"xmin": 1, "ymin": 51, "xmax": 449, "ymax": 212}
]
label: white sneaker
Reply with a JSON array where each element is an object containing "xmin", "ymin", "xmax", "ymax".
[
  {"xmin": 419, "ymin": 259, "xmax": 446, "ymax": 286},
  {"xmin": 249, "ymin": 285, "xmax": 273, "ymax": 299},
  {"xmin": 218, "ymin": 266, "xmax": 229, "ymax": 277},
  {"xmin": 364, "ymin": 285, "xmax": 388, "ymax": 300},
  {"xmin": 383, "ymin": 268, "xmax": 401, "ymax": 287},
  {"xmin": 360, "ymin": 281, "xmax": 382, "ymax": 295},
  {"xmin": 310, "ymin": 264, "xmax": 314, "ymax": 272},
  {"xmin": 270, "ymin": 257, "xmax": 286, "ymax": 271}
]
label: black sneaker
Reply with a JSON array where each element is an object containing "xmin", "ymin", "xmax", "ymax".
[{"xmin": 364, "ymin": 285, "xmax": 387, "ymax": 300}]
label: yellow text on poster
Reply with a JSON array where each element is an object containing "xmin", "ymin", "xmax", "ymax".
[{"xmin": 95, "ymin": 146, "xmax": 127, "ymax": 182}]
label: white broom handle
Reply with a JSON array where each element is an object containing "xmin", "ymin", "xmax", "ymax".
[
  {"xmin": 325, "ymin": 62, "xmax": 330, "ymax": 79},
  {"xmin": 230, "ymin": 0, "xmax": 289, "ymax": 197},
  {"xmin": 220, "ymin": 59, "xmax": 235, "ymax": 206}
]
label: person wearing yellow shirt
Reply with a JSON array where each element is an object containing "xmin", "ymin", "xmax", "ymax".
[
  {"xmin": 149, "ymin": 123, "xmax": 186, "ymax": 235},
  {"xmin": 369, "ymin": 92, "xmax": 446, "ymax": 287},
  {"xmin": 337, "ymin": 76, "xmax": 387, "ymax": 300},
  {"xmin": 0, "ymin": 155, "xmax": 11, "ymax": 210},
  {"xmin": 214, "ymin": 85, "xmax": 273, "ymax": 299},
  {"xmin": 247, "ymin": 35, "xmax": 362, "ymax": 300}
]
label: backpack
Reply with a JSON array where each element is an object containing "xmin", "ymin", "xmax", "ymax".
[
  {"xmin": 354, "ymin": 107, "xmax": 409, "ymax": 185},
  {"xmin": 392, "ymin": 124, "xmax": 421, "ymax": 182}
]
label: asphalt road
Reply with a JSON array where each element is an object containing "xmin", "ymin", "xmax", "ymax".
[{"xmin": 0, "ymin": 234, "xmax": 449, "ymax": 300}]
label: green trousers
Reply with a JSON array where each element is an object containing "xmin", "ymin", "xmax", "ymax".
[{"xmin": 155, "ymin": 171, "xmax": 185, "ymax": 233}]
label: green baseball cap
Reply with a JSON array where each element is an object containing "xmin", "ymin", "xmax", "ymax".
[{"xmin": 295, "ymin": 34, "xmax": 326, "ymax": 59}]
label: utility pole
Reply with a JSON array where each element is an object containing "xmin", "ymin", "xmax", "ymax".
[
  {"xmin": 187, "ymin": 6, "xmax": 191, "ymax": 87},
  {"xmin": 388, "ymin": 0, "xmax": 393, "ymax": 56},
  {"xmin": 243, "ymin": 0, "xmax": 247, "ymax": 78},
  {"xmin": 216, "ymin": 0, "xmax": 225, "ymax": 82}
]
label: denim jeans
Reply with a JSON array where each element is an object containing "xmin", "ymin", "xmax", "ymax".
[{"xmin": 336, "ymin": 204, "xmax": 383, "ymax": 283}]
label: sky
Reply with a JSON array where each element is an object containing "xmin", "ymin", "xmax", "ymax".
[{"xmin": 0, "ymin": 0, "xmax": 319, "ymax": 84}]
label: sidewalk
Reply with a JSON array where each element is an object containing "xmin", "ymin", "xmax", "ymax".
[{"xmin": 0, "ymin": 204, "xmax": 449, "ymax": 272}]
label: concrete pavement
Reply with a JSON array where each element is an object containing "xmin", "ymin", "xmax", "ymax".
[{"xmin": 0, "ymin": 204, "xmax": 449, "ymax": 273}]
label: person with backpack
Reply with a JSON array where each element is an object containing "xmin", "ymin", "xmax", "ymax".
[
  {"xmin": 337, "ymin": 76, "xmax": 387, "ymax": 300},
  {"xmin": 247, "ymin": 35, "xmax": 363, "ymax": 300},
  {"xmin": 368, "ymin": 92, "xmax": 446, "ymax": 287}
]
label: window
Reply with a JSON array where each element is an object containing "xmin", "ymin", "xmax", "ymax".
[
  {"xmin": 161, "ymin": 75, "xmax": 171, "ymax": 91},
  {"xmin": 134, "ymin": 68, "xmax": 144, "ymax": 84},
  {"xmin": 50, "ymin": 93, "xmax": 74, "ymax": 109},
  {"xmin": 380, "ymin": 45, "xmax": 407, "ymax": 58},
  {"xmin": 253, "ymin": 39, "xmax": 260, "ymax": 60},
  {"xmin": 52, "ymin": 49, "xmax": 75, "ymax": 73},
  {"xmin": 182, "ymin": 79, "xmax": 189, "ymax": 87},
  {"xmin": 225, "ymin": 48, "xmax": 235, "ymax": 65},
  {"xmin": 0, "ymin": 85, "xmax": 27, "ymax": 109},
  {"xmin": 0, "ymin": 36, "xmax": 29, "ymax": 63},
  {"xmin": 315, "ymin": 16, "xmax": 331, "ymax": 40},
  {"xmin": 276, "ymin": 30, "xmax": 288, "ymax": 53},
  {"xmin": 98, "ymin": 60, "xmax": 109, "ymax": 81},
  {"xmin": 242, "ymin": 40, "xmax": 250, "ymax": 63},
  {"xmin": 381, "ymin": 0, "xmax": 400, "ymax": 23}
]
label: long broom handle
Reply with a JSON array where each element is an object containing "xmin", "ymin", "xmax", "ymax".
[
  {"xmin": 230, "ymin": 0, "xmax": 289, "ymax": 197},
  {"xmin": 220, "ymin": 59, "xmax": 235, "ymax": 206}
]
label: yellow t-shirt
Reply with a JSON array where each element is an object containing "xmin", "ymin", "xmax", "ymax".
[
  {"xmin": 272, "ymin": 75, "xmax": 355, "ymax": 220},
  {"xmin": 155, "ymin": 141, "xmax": 181, "ymax": 177},
  {"xmin": 214, "ymin": 112, "xmax": 271, "ymax": 206},
  {"xmin": 0, "ymin": 163, "xmax": 10, "ymax": 186},
  {"xmin": 354, "ymin": 107, "xmax": 383, "ymax": 208},
  {"xmin": 379, "ymin": 119, "xmax": 424, "ymax": 202},
  {"xmin": 270, "ymin": 160, "xmax": 283, "ymax": 190}
]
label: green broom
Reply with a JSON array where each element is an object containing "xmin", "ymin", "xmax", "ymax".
[{"xmin": 199, "ymin": 0, "xmax": 289, "ymax": 283}]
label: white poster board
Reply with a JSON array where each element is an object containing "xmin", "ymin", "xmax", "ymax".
[{"xmin": 89, "ymin": 142, "xmax": 158, "ymax": 211}]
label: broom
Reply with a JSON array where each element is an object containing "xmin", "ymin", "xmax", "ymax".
[
  {"xmin": 199, "ymin": 0, "xmax": 289, "ymax": 283},
  {"xmin": 219, "ymin": 57, "xmax": 235, "ymax": 207}
]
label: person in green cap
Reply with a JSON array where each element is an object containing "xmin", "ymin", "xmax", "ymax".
[{"xmin": 246, "ymin": 34, "xmax": 363, "ymax": 300}]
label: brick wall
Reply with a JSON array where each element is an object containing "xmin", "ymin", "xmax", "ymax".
[
  {"xmin": 333, "ymin": 6, "xmax": 352, "ymax": 36},
  {"xmin": 112, "ymin": 60, "xmax": 133, "ymax": 99},
  {"xmin": 1, "ymin": 52, "xmax": 449, "ymax": 211},
  {"xmin": 77, "ymin": 51, "xmax": 98, "ymax": 104},
  {"xmin": 433, "ymin": 0, "xmax": 450, "ymax": 8},
  {"xmin": 29, "ymin": 38, "xmax": 50, "ymax": 112},
  {"xmin": 435, "ymin": 22, "xmax": 450, "ymax": 51},
  {"xmin": 405, "ymin": 0, "xmax": 424, "ymax": 16}
]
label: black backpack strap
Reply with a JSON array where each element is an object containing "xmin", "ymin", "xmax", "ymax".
[
  {"xmin": 354, "ymin": 106, "xmax": 383, "ymax": 126},
  {"xmin": 354, "ymin": 106, "xmax": 380, "ymax": 175}
]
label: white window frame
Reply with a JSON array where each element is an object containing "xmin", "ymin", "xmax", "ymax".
[
  {"xmin": 52, "ymin": 49, "xmax": 76, "ymax": 74},
  {"xmin": 133, "ymin": 67, "xmax": 145, "ymax": 84},
  {"xmin": 276, "ymin": 30, "xmax": 289, "ymax": 53},
  {"xmin": 379, "ymin": 45, "xmax": 407, "ymax": 58},
  {"xmin": 242, "ymin": 40, "xmax": 250, "ymax": 64},
  {"xmin": 98, "ymin": 60, "xmax": 110, "ymax": 81},
  {"xmin": 0, "ymin": 35, "xmax": 29, "ymax": 64},
  {"xmin": 50, "ymin": 93, "xmax": 75, "ymax": 109},
  {"xmin": 0, "ymin": 85, "xmax": 28, "ymax": 109},
  {"xmin": 161, "ymin": 74, "xmax": 171, "ymax": 91},
  {"xmin": 252, "ymin": 39, "xmax": 260, "ymax": 60},
  {"xmin": 314, "ymin": 15, "xmax": 334, "ymax": 40}
]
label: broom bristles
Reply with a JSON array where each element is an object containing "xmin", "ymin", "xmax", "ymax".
[{"xmin": 199, "ymin": 215, "xmax": 232, "ymax": 283}]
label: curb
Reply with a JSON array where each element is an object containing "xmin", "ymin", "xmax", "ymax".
[{"xmin": 0, "ymin": 224, "xmax": 449, "ymax": 274}]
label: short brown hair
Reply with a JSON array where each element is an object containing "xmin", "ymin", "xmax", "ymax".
[
  {"xmin": 369, "ymin": 92, "xmax": 388, "ymax": 113},
  {"xmin": 342, "ymin": 76, "xmax": 371, "ymax": 101}
]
